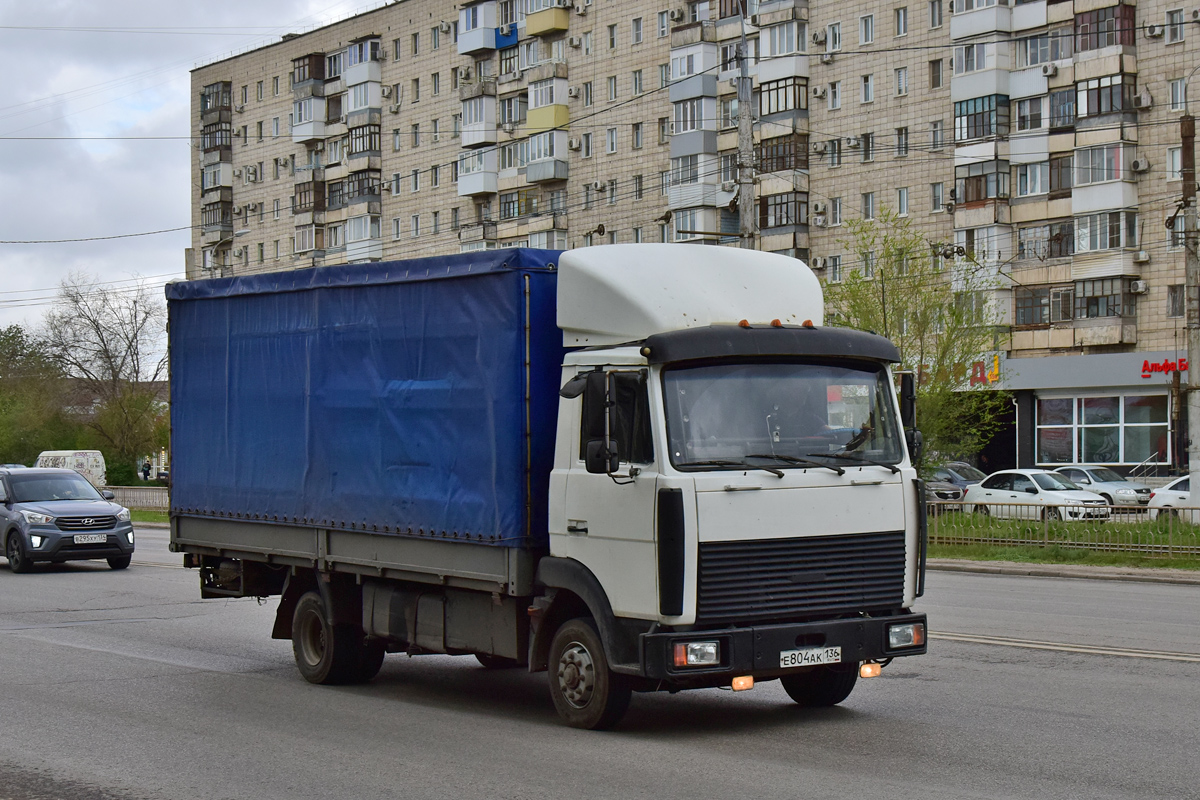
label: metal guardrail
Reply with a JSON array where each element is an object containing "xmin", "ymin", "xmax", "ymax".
[
  {"xmin": 104, "ymin": 486, "xmax": 169, "ymax": 511},
  {"xmin": 927, "ymin": 501, "xmax": 1200, "ymax": 557}
]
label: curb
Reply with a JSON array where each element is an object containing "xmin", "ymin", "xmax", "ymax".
[
  {"xmin": 133, "ymin": 521, "xmax": 170, "ymax": 529},
  {"xmin": 928, "ymin": 558, "xmax": 1200, "ymax": 586}
]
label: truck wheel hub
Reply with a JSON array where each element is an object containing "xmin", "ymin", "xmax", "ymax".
[{"xmin": 557, "ymin": 643, "xmax": 595, "ymax": 708}]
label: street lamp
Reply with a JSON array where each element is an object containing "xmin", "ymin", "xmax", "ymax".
[{"xmin": 203, "ymin": 228, "xmax": 250, "ymax": 278}]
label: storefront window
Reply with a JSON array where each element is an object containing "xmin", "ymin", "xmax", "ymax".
[{"xmin": 1036, "ymin": 394, "xmax": 1168, "ymax": 465}]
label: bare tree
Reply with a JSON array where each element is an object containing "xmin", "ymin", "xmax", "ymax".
[{"xmin": 41, "ymin": 274, "xmax": 168, "ymax": 468}]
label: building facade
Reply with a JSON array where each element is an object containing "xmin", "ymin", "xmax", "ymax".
[{"xmin": 190, "ymin": 0, "xmax": 1198, "ymax": 472}]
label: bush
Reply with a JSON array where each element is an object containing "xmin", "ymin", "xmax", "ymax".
[{"xmin": 104, "ymin": 460, "xmax": 139, "ymax": 487}]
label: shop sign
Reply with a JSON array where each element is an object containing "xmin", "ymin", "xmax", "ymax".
[
  {"xmin": 969, "ymin": 355, "xmax": 1001, "ymax": 386},
  {"xmin": 1142, "ymin": 358, "xmax": 1187, "ymax": 379}
]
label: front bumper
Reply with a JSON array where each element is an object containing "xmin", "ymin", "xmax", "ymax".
[
  {"xmin": 25, "ymin": 525, "xmax": 135, "ymax": 563},
  {"xmin": 641, "ymin": 612, "xmax": 927, "ymax": 684}
]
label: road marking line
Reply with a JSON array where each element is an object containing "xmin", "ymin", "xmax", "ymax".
[{"xmin": 932, "ymin": 632, "xmax": 1200, "ymax": 663}]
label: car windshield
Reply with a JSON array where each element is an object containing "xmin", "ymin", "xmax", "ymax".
[
  {"xmin": 662, "ymin": 360, "xmax": 903, "ymax": 469},
  {"xmin": 9, "ymin": 473, "xmax": 103, "ymax": 503},
  {"xmin": 1087, "ymin": 468, "xmax": 1124, "ymax": 483},
  {"xmin": 1033, "ymin": 472, "xmax": 1078, "ymax": 491},
  {"xmin": 952, "ymin": 464, "xmax": 987, "ymax": 481}
]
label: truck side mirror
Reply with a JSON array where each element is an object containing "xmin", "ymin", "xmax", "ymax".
[
  {"xmin": 905, "ymin": 429, "xmax": 923, "ymax": 464},
  {"xmin": 899, "ymin": 371, "xmax": 916, "ymax": 430},
  {"xmin": 585, "ymin": 439, "xmax": 620, "ymax": 474}
]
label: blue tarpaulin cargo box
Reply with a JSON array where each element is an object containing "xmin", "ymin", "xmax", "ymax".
[{"xmin": 166, "ymin": 250, "xmax": 565, "ymax": 549}]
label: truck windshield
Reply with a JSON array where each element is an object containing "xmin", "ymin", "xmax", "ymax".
[{"xmin": 662, "ymin": 361, "xmax": 903, "ymax": 470}]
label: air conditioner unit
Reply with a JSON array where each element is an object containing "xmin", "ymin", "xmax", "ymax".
[
  {"xmin": 233, "ymin": 207, "xmax": 243, "ymax": 216},
  {"xmin": 569, "ymin": 36, "xmax": 583, "ymax": 48},
  {"xmin": 811, "ymin": 257, "xmax": 825, "ymax": 269},
  {"xmin": 567, "ymin": 85, "xmax": 581, "ymax": 97},
  {"xmin": 1193, "ymin": 8, "xmax": 1200, "ymax": 21},
  {"xmin": 1131, "ymin": 157, "xmax": 1151, "ymax": 173},
  {"xmin": 246, "ymin": 167, "xmax": 258, "ymax": 181},
  {"xmin": 440, "ymin": 21, "xmax": 452, "ymax": 32},
  {"xmin": 313, "ymin": 141, "xmax": 324, "ymax": 152},
  {"xmin": 669, "ymin": 8, "xmax": 685, "ymax": 21},
  {"xmin": 943, "ymin": 201, "xmax": 956, "ymax": 214},
  {"xmin": 845, "ymin": 136, "xmax": 861, "ymax": 148},
  {"xmin": 499, "ymin": 23, "xmax": 513, "ymax": 35},
  {"xmin": 812, "ymin": 215, "xmax": 827, "ymax": 227},
  {"xmin": 502, "ymin": 122, "xmax": 515, "ymax": 133},
  {"xmin": 819, "ymin": 53, "xmax": 834, "ymax": 64},
  {"xmin": 458, "ymin": 66, "xmax": 472, "ymax": 80},
  {"xmin": 234, "ymin": 104, "xmax": 245, "ymax": 113},
  {"xmin": 1145, "ymin": 23, "xmax": 1165, "ymax": 38},
  {"xmin": 551, "ymin": 0, "xmax": 571, "ymax": 7},
  {"xmin": 381, "ymin": 85, "xmax": 392, "ymax": 98},
  {"xmin": 811, "ymin": 29, "xmax": 827, "ymax": 44},
  {"xmin": 811, "ymin": 85, "xmax": 827, "ymax": 98},
  {"xmin": 812, "ymin": 201, "xmax": 827, "ymax": 214},
  {"xmin": 389, "ymin": 104, "xmax": 401, "ymax": 114},
  {"xmin": 1132, "ymin": 92, "xmax": 1153, "ymax": 110},
  {"xmin": 591, "ymin": 180, "xmax": 605, "ymax": 191},
  {"xmin": 278, "ymin": 156, "xmax": 291, "ymax": 167},
  {"xmin": 233, "ymin": 247, "xmax": 245, "ymax": 257},
  {"xmin": 810, "ymin": 141, "xmax": 827, "ymax": 155},
  {"xmin": 1041, "ymin": 63, "xmax": 1057, "ymax": 77},
  {"xmin": 721, "ymin": 180, "xmax": 736, "ymax": 192},
  {"xmin": 574, "ymin": 3, "xmax": 588, "ymax": 14},
  {"xmin": 948, "ymin": 187, "xmax": 957, "ymax": 201},
  {"xmin": 432, "ymin": 133, "xmax": 441, "ymax": 142},
  {"xmin": 233, "ymin": 168, "xmax": 243, "ymax": 178},
  {"xmin": 749, "ymin": 14, "xmax": 760, "ymax": 26},
  {"xmin": 568, "ymin": 137, "xmax": 582, "ymax": 150}
]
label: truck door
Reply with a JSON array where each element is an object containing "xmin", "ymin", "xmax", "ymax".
[{"xmin": 560, "ymin": 370, "xmax": 661, "ymax": 620}]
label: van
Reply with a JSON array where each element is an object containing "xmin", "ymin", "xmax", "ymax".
[{"xmin": 34, "ymin": 451, "xmax": 107, "ymax": 487}]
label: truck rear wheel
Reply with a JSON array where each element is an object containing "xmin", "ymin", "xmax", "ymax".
[
  {"xmin": 780, "ymin": 663, "xmax": 858, "ymax": 707},
  {"xmin": 291, "ymin": 591, "xmax": 369, "ymax": 685},
  {"xmin": 548, "ymin": 618, "xmax": 631, "ymax": 730}
]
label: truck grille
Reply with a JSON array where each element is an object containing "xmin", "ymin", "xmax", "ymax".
[
  {"xmin": 55, "ymin": 516, "xmax": 117, "ymax": 531},
  {"xmin": 696, "ymin": 531, "xmax": 907, "ymax": 624}
]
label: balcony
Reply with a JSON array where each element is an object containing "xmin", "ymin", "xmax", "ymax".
[
  {"xmin": 949, "ymin": 1, "xmax": 1012, "ymax": 39},
  {"xmin": 343, "ymin": 59, "xmax": 381, "ymax": 86},
  {"xmin": 527, "ymin": 157, "xmax": 569, "ymax": 182},
  {"xmin": 671, "ymin": 20, "xmax": 717, "ymax": 47},
  {"xmin": 526, "ymin": 6, "xmax": 570, "ymax": 35},
  {"xmin": 668, "ymin": 179, "xmax": 720, "ymax": 210},
  {"xmin": 527, "ymin": 104, "xmax": 569, "ymax": 133},
  {"xmin": 292, "ymin": 119, "xmax": 326, "ymax": 144},
  {"xmin": 462, "ymin": 96, "xmax": 498, "ymax": 147},
  {"xmin": 346, "ymin": 237, "xmax": 383, "ymax": 263},
  {"xmin": 458, "ymin": 220, "xmax": 498, "ymax": 242}
]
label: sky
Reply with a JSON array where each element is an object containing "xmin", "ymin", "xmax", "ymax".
[{"xmin": 0, "ymin": 0, "xmax": 383, "ymax": 330}]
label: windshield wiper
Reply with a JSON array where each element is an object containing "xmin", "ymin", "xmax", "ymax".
[
  {"xmin": 683, "ymin": 459, "xmax": 785, "ymax": 478},
  {"xmin": 744, "ymin": 454, "xmax": 845, "ymax": 476},
  {"xmin": 804, "ymin": 452, "xmax": 900, "ymax": 474}
]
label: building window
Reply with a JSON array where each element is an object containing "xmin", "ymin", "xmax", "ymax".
[
  {"xmin": 659, "ymin": 10, "xmax": 669, "ymax": 36},
  {"xmin": 954, "ymin": 94, "xmax": 1009, "ymax": 141},
  {"xmin": 930, "ymin": 120, "xmax": 944, "ymax": 149},
  {"xmin": 1170, "ymin": 78, "xmax": 1186, "ymax": 111},
  {"xmin": 830, "ymin": 197, "xmax": 842, "ymax": 225},
  {"xmin": 606, "ymin": 127, "xmax": 618, "ymax": 153},
  {"xmin": 955, "ymin": 159, "xmax": 1009, "ymax": 202},
  {"xmin": 861, "ymin": 74, "xmax": 874, "ymax": 103},
  {"xmin": 632, "ymin": 17, "xmax": 643, "ymax": 43},
  {"xmin": 1168, "ymin": 146, "xmax": 1182, "ymax": 180},
  {"xmin": 1075, "ymin": 143, "xmax": 1129, "ymax": 185},
  {"xmin": 1037, "ymin": 395, "xmax": 1168, "ymax": 465},
  {"xmin": 859, "ymin": 14, "xmax": 874, "ymax": 44},
  {"xmin": 349, "ymin": 124, "xmax": 381, "ymax": 154},
  {"xmin": 632, "ymin": 69, "xmax": 643, "ymax": 95},
  {"xmin": 861, "ymin": 132, "xmax": 874, "ymax": 161},
  {"xmin": 633, "ymin": 174, "xmax": 644, "ymax": 199},
  {"xmin": 659, "ymin": 117, "xmax": 669, "ymax": 143},
  {"xmin": 896, "ymin": 187, "xmax": 909, "ymax": 216},
  {"xmin": 757, "ymin": 134, "xmax": 810, "ymax": 171},
  {"xmin": 827, "ymin": 22, "xmax": 841, "ymax": 51},
  {"xmin": 1016, "ymin": 97, "xmax": 1044, "ymax": 131},
  {"xmin": 895, "ymin": 67, "xmax": 908, "ymax": 96},
  {"xmin": 828, "ymin": 138, "xmax": 842, "ymax": 166},
  {"xmin": 953, "ymin": 43, "xmax": 986, "ymax": 75},
  {"xmin": 1075, "ymin": 211, "xmax": 1137, "ymax": 253},
  {"xmin": 760, "ymin": 77, "xmax": 808, "ymax": 114},
  {"xmin": 581, "ymin": 132, "xmax": 592, "ymax": 157},
  {"xmin": 895, "ymin": 7, "xmax": 908, "ymax": 35},
  {"xmin": 347, "ymin": 214, "xmax": 380, "ymax": 242},
  {"xmin": 1016, "ymin": 162, "xmax": 1049, "ymax": 196},
  {"xmin": 828, "ymin": 81, "xmax": 841, "ymax": 109},
  {"xmin": 632, "ymin": 122, "xmax": 644, "ymax": 149},
  {"xmin": 659, "ymin": 64, "xmax": 670, "ymax": 88},
  {"xmin": 607, "ymin": 75, "xmax": 618, "ymax": 100},
  {"xmin": 759, "ymin": 192, "xmax": 809, "ymax": 228},
  {"xmin": 1050, "ymin": 154, "xmax": 1073, "ymax": 196},
  {"xmin": 583, "ymin": 82, "xmax": 593, "ymax": 107},
  {"xmin": 1169, "ymin": 285, "xmax": 1185, "ymax": 317},
  {"xmin": 607, "ymin": 179, "xmax": 618, "ymax": 203},
  {"xmin": 862, "ymin": 192, "xmax": 875, "ymax": 220},
  {"xmin": 931, "ymin": 182, "xmax": 944, "ymax": 211},
  {"xmin": 929, "ymin": 0, "xmax": 942, "ymax": 28},
  {"xmin": 1049, "ymin": 89, "xmax": 1075, "ymax": 128},
  {"xmin": 1076, "ymin": 74, "xmax": 1133, "ymax": 117},
  {"xmin": 674, "ymin": 208, "xmax": 699, "ymax": 241},
  {"xmin": 671, "ymin": 154, "xmax": 699, "ymax": 184},
  {"xmin": 1167, "ymin": 9, "xmax": 1185, "ymax": 42},
  {"xmin": 895, "ymin": 126, "xmax": 908, "ymax": 156},
  {"xmin": 929, "ymin": 59, "xmax": 943, "ymax": 89},
  {"xmin": 529, "ymin": 79, "xmax": 556, "ymax": 108},
  {"xmin": 674, "ymin": 98, "xmax": 701, "ymax": 132},
  {"xmin": 1075, "ymin": 5, "xmax": 1136, "ymax": 51}
]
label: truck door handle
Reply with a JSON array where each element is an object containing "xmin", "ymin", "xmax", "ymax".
[{"xmin": 567, "ymin": 521, "xmax": 588, "ymax": 535}]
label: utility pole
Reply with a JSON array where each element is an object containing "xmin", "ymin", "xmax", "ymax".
[
  {"xmin": 1183, "ymin": 110, "xmax": 1199, "ymax": 493},
  {"xmin": 736, "ymin": 16, "xmax": 756, "ymax": 250}
]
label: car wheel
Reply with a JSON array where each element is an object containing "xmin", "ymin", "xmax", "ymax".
[
  {"xmin": 973, "ymin": 505, "xmax": 990, "ymax": 516},
  {"xmin": 780, "ymin": 663, "xmax": 858, "ymax": 707},
  {"xmin": 6, "ymin": 532, "xmax": 32, "ymax": 574},
  {"xmin": 1043, "ymin": 507, "xmax": 1061, "ymax": 522},
  {"xmin": 107, "ymin": 555, "xmax": 132, "ymax": 570},
  {"xmin": 1100, "ymin": 494, "xmax": 1113, "ymax": 506},
  {"xmin": 548, "ymin": 618, "xmax": 631, "ymax": 730}
]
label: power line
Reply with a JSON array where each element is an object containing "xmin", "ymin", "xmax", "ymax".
[{"xmin": 0, "ymin": 226, "xmax": 195, "ymax": 244}]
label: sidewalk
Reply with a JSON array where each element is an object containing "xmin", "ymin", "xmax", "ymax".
[{"xmin": 929, "ymin": 558, "xmax": 1200, "ymax": 586}]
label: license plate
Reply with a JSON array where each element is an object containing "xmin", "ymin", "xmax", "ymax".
[
  {"xmin": 779, "ymin": 646, "xmax": 842, "ymax": 669},
  {"xmin": 73, "ymin": 534, "xmax": 107, "ymax": 545}
]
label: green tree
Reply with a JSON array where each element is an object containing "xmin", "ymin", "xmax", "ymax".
[
  {"xmin": 824, "ymin": 209, "xmax": 1010, "ymax": 465},
  {"xmin": 40, "ymin": 274, "xmax": 168, "ymax": 476},
  {"xmin": 0, "ymin": 325, "xmax": 83, "ymax": 465}
]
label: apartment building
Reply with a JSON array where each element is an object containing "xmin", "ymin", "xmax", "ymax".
[{"xmin": 190, "ymin": 0, "xmax": 1199, "ymax": 472}]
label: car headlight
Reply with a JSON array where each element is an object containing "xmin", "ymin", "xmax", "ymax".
[
  {"xmin": 20, "ymin": 510, "xmax": 54, "ymax": 525},
  {"xmin": 1065, "ymin": 500, "xmax": 1082, "ymax": 506},
  {"xmin": 888, "ymin": 622, "xmax": 926, "ymax": 649},
  {"xmin": 1116, "ymin": 488, "xmax": 1135, "ymax": 495},
  {"xmin": 116, "ymin": 507, "xmax": 131, "ymax": 522},
  {"xmin": 29, "ymin": 535, "xmax": 44, "ymax": 548}
]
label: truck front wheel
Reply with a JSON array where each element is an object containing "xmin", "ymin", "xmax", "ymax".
[
  {"xmin": 291, "ymin": 591, "xmax": 372, "ymax": 685},
  {"xmin": 547, "ymin": 618, "xmax": 631, "ymax": 730},
  {"xmin": 780, "ymin": 663, "xmax": 858, "ymax": 707}
]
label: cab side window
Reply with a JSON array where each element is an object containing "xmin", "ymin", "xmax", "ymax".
[{"xmin": 579, "ymin": 371, "xmax": 654, "ymax": 464}]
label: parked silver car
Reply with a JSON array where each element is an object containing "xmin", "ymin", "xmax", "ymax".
[{"xmin": 1052, "ymin": 465, "xmax": 1151, "ymax": 507}]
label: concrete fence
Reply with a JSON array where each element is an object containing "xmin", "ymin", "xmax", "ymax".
[{"xmin": 105, "ymin": 486, "xmax": 169, "ymax": 511}]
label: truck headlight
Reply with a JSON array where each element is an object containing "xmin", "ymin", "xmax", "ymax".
[
  {"xmin": 887, "ymin": 622, "xmax": 926, "ymax": 649},
  {"xmin": 20, "ymin": 510, "xmax": 53, "ymax": 525},
  {"xmin": 673, "ymin": 641, "xmax": 720, "ymax": 667}
]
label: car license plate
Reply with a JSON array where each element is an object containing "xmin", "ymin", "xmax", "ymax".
[
  {"xmin": 74, "ymin": 534, "xmax": 107, "ymax": 545},
  {"xmin": 779, "ymin": 646, "xmax": 842, "ymax": 669}
]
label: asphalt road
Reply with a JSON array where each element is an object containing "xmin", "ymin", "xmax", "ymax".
[{"xmin": 1, "ymin": 527, "xmax": 1198, "ymax": 800}]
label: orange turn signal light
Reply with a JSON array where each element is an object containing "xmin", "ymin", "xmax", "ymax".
[
  {"xmin": 802, "ymin": 319, "xmax": 815, "ymax": 328},
  {"xmin": 859, "ymin": 662, "xmax": 882, "ymax": 679},
  {"xmin": 731, "ymin": 676, "xmax": 754, "ymax": 691},
  {"xmin": 738, "ymin": 319, "xmax": 751, "ymax": 328}
]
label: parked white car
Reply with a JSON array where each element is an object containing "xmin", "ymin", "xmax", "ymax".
[
  {"xmin": 1147, "ymin": 476, "xmax": 1199, "ymax": 522},
  {"xmin": 1052, "ymin": 465, "xmax": 1151, "ymax": 507},
  {"xmin": 965, "ymin": 469, "xmax": 1110, "ymax": 521}
]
